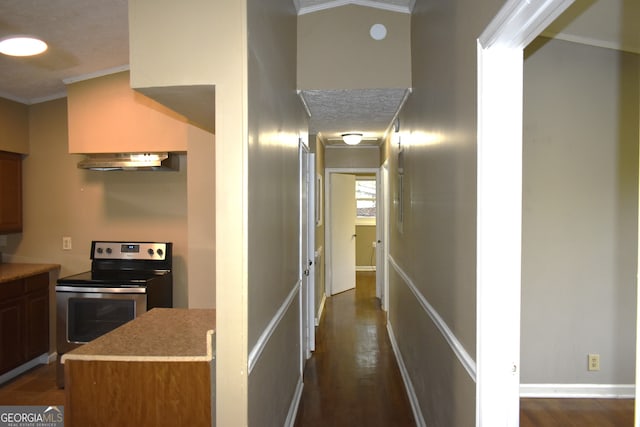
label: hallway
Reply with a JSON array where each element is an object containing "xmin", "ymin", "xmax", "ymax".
[{"xmin": 295, "ymin": 271, "xmax": 415, "ymax": 426}]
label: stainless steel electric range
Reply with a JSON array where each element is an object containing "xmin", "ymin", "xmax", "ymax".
[{"xmin": 55, "ymin": 241, "xmax": 173, "ymax": 387}]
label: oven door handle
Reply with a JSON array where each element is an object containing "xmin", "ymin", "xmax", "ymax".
[{"xmin": 55, "ymin": 286, "xmax": 146, "ymax": 294}]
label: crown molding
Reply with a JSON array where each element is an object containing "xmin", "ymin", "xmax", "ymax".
[
  {"xmin": 62, "ymin": 64, "xmax": 130, "ymax": 85},
  {"xmin": 298, "ymin": 0, "xmax": 411, "ymax": 15},
  {"xmin": 542, "ymin": 31, "xmax": 640, "ymax": 55}
]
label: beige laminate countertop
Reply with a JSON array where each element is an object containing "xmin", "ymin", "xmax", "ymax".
[
  {"xmin": 61, "ymin": 308, "xmax": 216, "ymax": 363},
  {"xmin": 0, "ymin": 263, "xmax": 60, "ymax": 283}
]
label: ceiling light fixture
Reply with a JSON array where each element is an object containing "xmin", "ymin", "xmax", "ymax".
[
  {"xmin": 0, "ymin": 36, "xmax": 48, "ymax": 57},
  {"xmin": 342, "ymin": 133, "xmax": 363, "ymax": 145},
  {"xmin": 370, "ymin": 23, "xmax": 387, "ymax": 41}
]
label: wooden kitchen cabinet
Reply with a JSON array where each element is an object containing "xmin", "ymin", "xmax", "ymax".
[
  {"xmin": 0, "ymin": 280, "xmax": 25, "ymax": 374},
  {"xmin": 0, "ymin": 151, "xmax": 22, "ymax": 234},
  {"xmin": 25, "ymin": 273, "xmax": 50, "ymax": 360},
  {"xmin": 0, "ymin": 273, "xmax": 50, "ymax": 375},
  {"xmin": 0, "ymin": 298, "xmax": 25, "ymax": 373},
  {"xmin": 64, "ymin": 309, "xmax": 215, "ymax": 427}
]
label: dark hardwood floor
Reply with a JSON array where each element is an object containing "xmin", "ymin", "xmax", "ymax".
[
  {"xmin": 295, "ymin": 271, "xmax": 415, "ymax": 427},
  {"xmin": 520, "ymin": 397, "xmax": 634, "ymax": 426},
  {"xmin": 0, "ymin": 363, "xmax": 63, "ymax": 406},
  {"xmin": 0, "ymin": 271, "xmax": 634, "ymax": 426},
  {"xmin": 295, "ymin": 271, "xmax": 635, "ymax": 426}
]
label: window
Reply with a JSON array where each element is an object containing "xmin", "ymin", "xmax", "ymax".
[{"xmin": 356, "ymin": 178, "xmax": 376, "ymax": 224}]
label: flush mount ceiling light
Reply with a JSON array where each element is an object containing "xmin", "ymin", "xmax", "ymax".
[
  {"xmin": 0, "ymin": 36, "xmax": 48, "ymax": 57},
  {"xmin": 342, "ymin": 133, "xmax": 363, "ymax": 145}
]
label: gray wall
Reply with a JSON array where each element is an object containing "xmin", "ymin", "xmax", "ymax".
[
  {"xmin": 297, "ymin": 4, "xmax": 411, "ymax": 90},
  {"xmin": 324, "ymin": 146, "xmax": 381, "ymax": 169},
  {"xmin": 246, "ymin": 0, "xmax": 305, "ymax": 424},
  {"xmin": 521, "ymin": 37, "xmax": 639, "ymax": 386},
  {"xmin": 387, "ymin": 0, "xmax": 503, "ymax": 425}
]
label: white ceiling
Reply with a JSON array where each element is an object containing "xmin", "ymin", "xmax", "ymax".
[{"xmin": 0, "ymin": 0, "xmax": 636, "ymax": 146}]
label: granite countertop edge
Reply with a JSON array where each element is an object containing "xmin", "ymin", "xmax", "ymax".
[
  {"xmin": 62, "ymin": 308, "xmax": 216, "ymax": 364},
  {"xmin": 0, "ymin": 263, "xmax": 60, "ymax": 283}
]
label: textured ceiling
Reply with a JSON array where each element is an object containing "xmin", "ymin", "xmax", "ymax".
[
  {"xmin": 0, "ymin": 0, "xmax": 636, "ymax": 148},
  {"xmin": 300, "ymin": 88, "xmax": 410, "ymax": 145},
  {"xmin": 0, "ymin": 0, "xmax": 128, "ymax": 104}
]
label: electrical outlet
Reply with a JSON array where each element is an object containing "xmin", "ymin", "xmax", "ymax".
[
  {"xmin": 62, "ymin": 236, "xmax": 72, "ymax": 251},
  {"xmin": 588, "ymin": 354, "xmax": 600, "ymax": 371}
]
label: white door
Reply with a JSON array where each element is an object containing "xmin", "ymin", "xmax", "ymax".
[
  {"xmin": 376, "ymin": 163, "xmax": 388, "ymax": 308},
  {"xmin": 306, "ymin": 154, "xmax": 316, "ymax": 353},
  {"xmin": 330, "ymin": 173, "xmax": 356, "ymax": 295},
  {"xmin": 299, "ymin": 143, "xmax": 313, "ymax": 360}
]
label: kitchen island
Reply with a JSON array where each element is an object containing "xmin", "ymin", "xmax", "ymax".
[{"xmin": 62, "ymin": 308, "xmax": 216, "ymax": 427}]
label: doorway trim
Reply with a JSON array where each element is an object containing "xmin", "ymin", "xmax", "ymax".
[
  {"xmin": 325, "ymin": 167, "xmax": 381, "ymax": 297},
  {"xmin": 476, "ymin": 0, "xmax": 575, "ymax": 425},
  {"xmin": 378, "ymin": 161, "xmax": 390, "ymax": 310},
  {"xmin": 299, "ymin": 142, "xmax": 316, "ymax": 362}
]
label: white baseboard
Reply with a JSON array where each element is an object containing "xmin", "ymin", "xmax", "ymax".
[
  {"xmin": 0, "ymin": 353, "xmax": 52, "ymax": 385},
  {"xmin": 315, "ymin": 294, "xmax": 326, "ymax": 326},
  {"xmin": 387, "ymin": 321, "xmax": 427, "ymax": 427},
  {"xmin": 356, "ymin": 266, "xmax": 376, "ymax": 272},
  {"xmin": 285, "ymin": 377, "xmax": 304, "ymax": 427},
  {"xmin": 520, "ymin": 383, "xmax": 635, "ymax": 398}
]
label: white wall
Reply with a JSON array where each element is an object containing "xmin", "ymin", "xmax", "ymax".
[{"xmin": 521, "ymin": 37, "xmax": 639, "ymax": 388}]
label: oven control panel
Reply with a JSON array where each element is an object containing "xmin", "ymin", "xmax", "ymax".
[{"xmin": 92, "ymin": 242, "xmax": 170, "ymax": 260}]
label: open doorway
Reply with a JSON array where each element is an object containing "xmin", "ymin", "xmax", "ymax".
[
  {"xmin": 477, "ymin": 0, "xmax": 639, "ymax": 424},
  {"xmin": 355, "ymin": 175, "xmax": 377, "ymax": 273},
  {"xmin": 324, "ymin": 167, "xmax": 383, "ymax": 301},
  {"xmin": 520, "ymin": 35, "xmax": 638, "ymax": 399},
  {"xmin": 294, "ymin": 163, "xmax": 414, "ymax": 425}
]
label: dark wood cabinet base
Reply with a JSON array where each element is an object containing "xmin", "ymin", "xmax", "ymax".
[{"xmin": 0, "ymin": 272, "xmax": 49, "ymax": 375}]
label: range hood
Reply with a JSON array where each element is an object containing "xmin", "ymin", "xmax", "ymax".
[{"xmin": 77, "ymin": 152, "xmax": 179, "ymax": 171}]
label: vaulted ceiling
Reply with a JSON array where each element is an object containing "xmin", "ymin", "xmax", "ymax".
[
  {"xmin": 296, "ymin": 0, "xmax": 414, "ymax": 14},
  {"xmin": 0, "ymin": 0, "xmax": 636, "ymax": 146}
]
